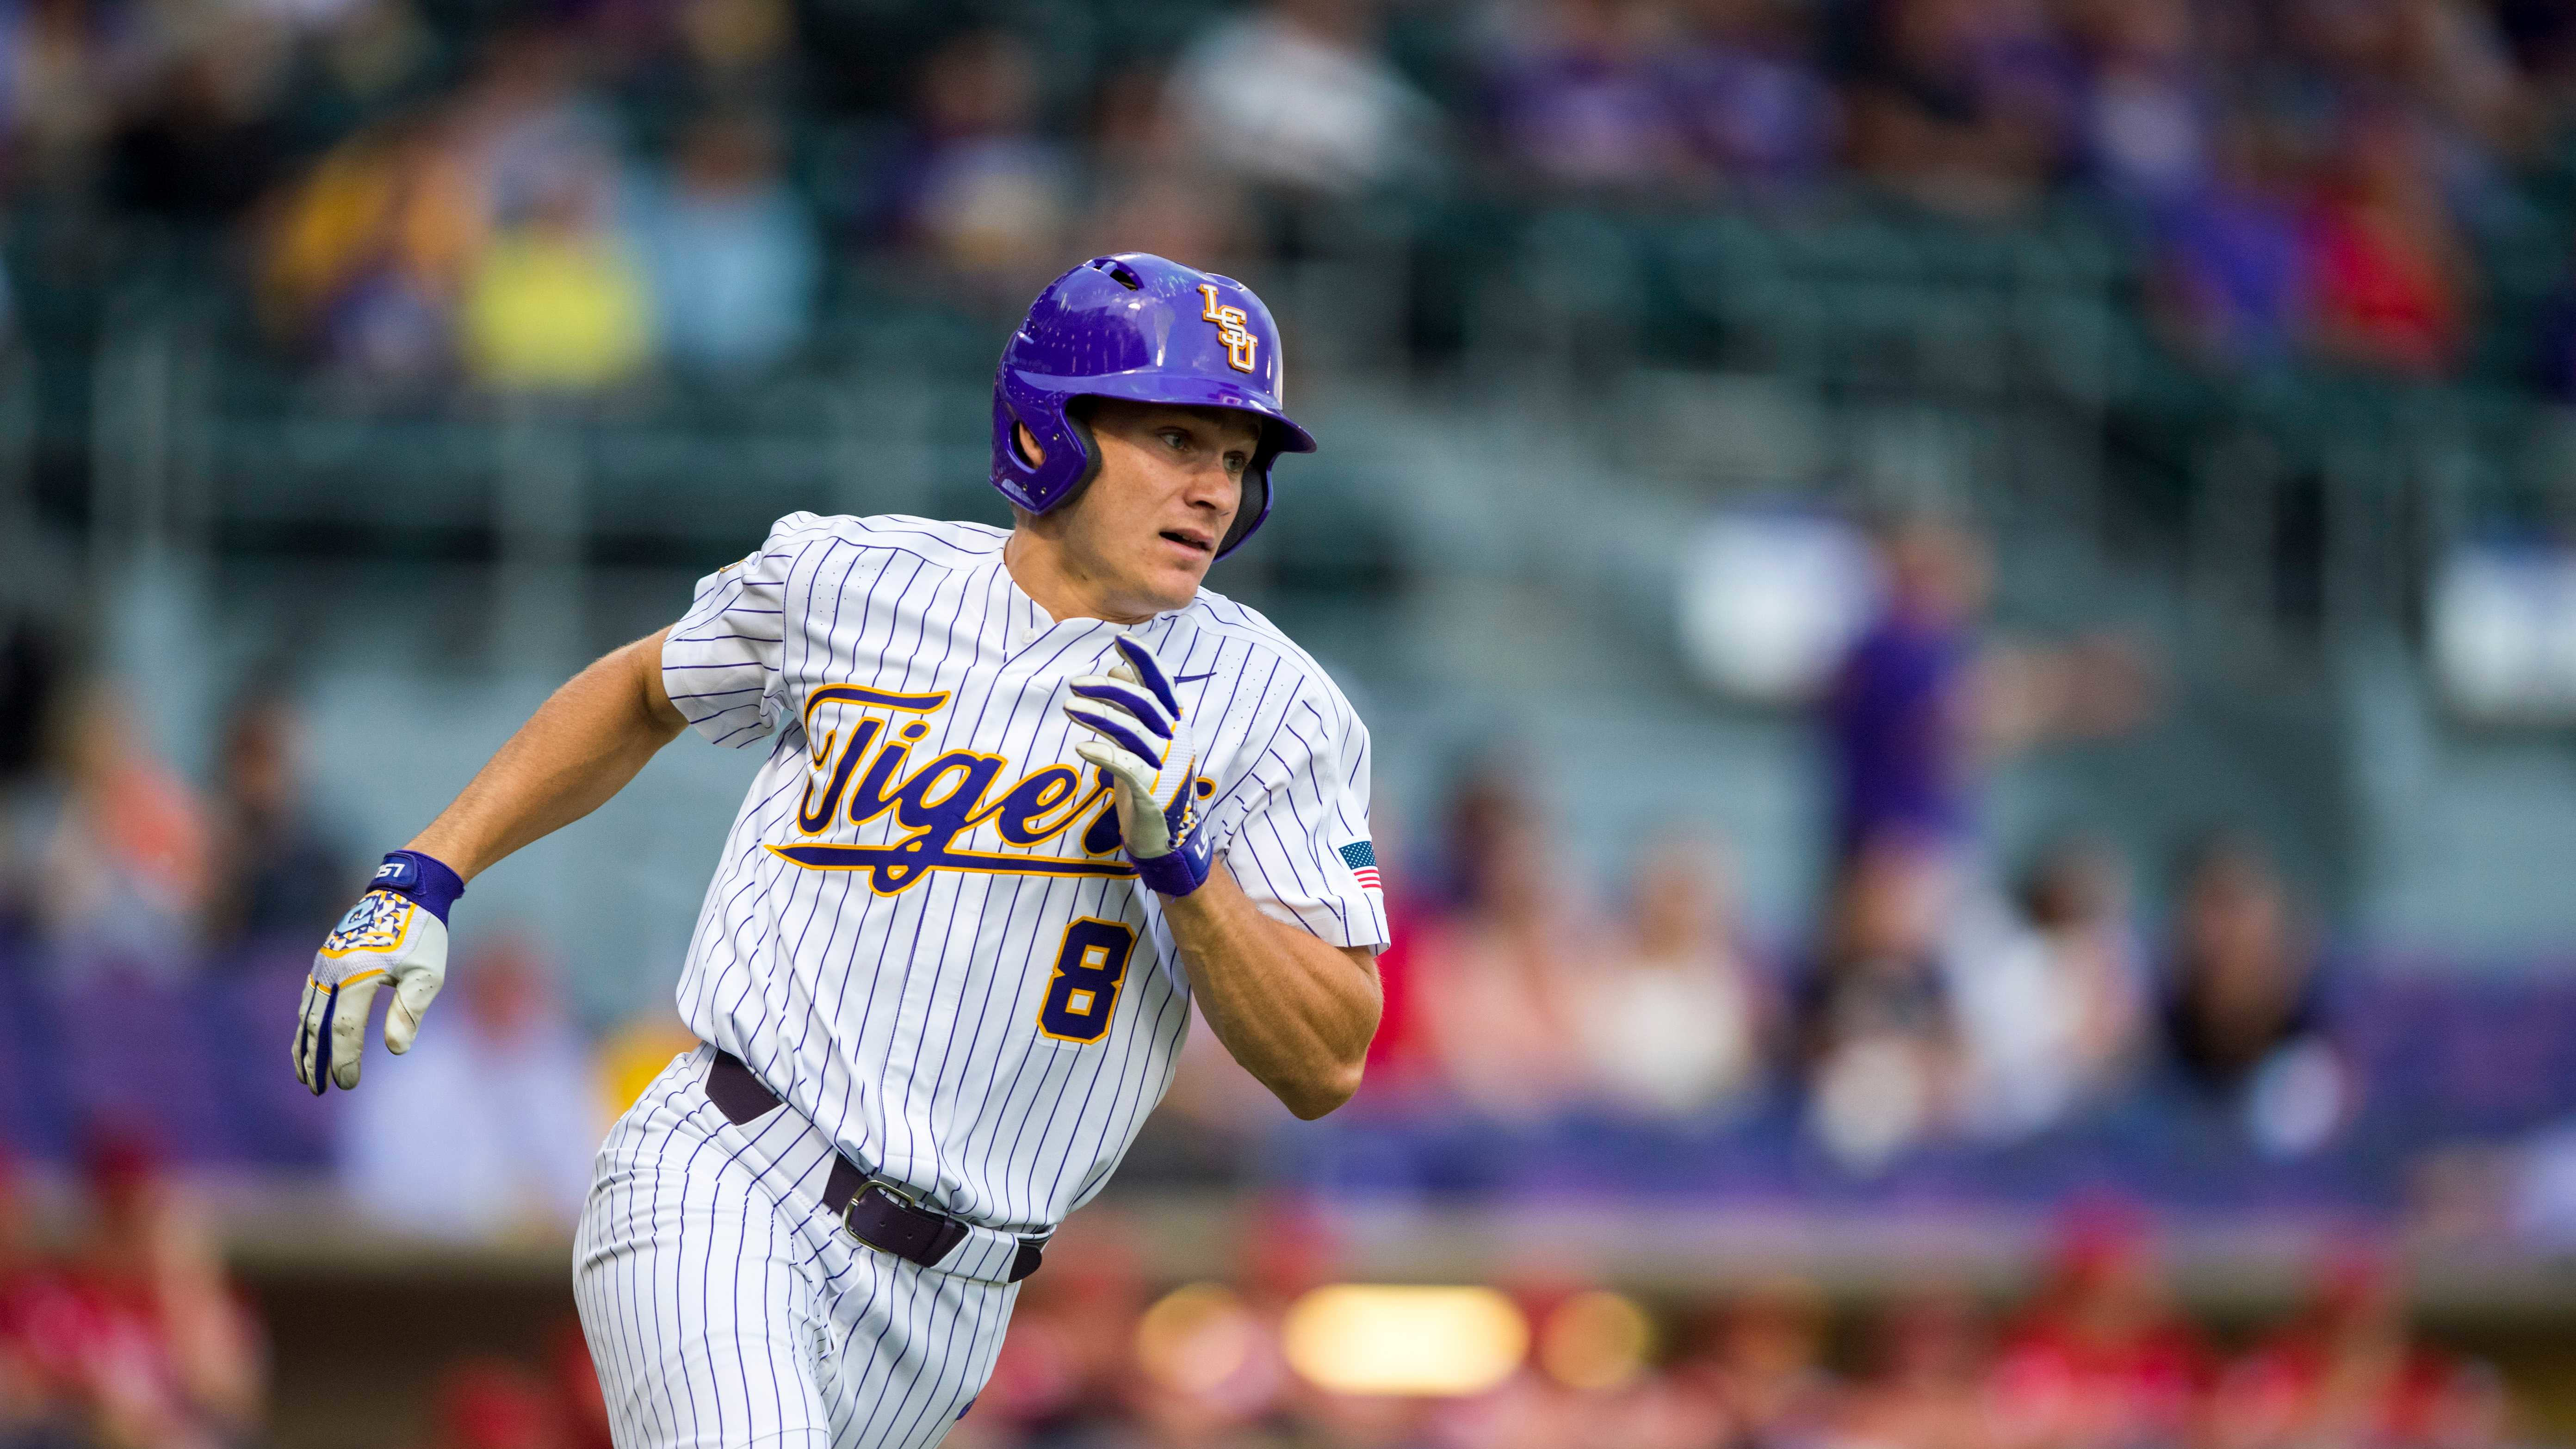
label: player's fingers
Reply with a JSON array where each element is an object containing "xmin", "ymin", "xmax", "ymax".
[
  {"xmin": 294, "ymin": 978, "xmax": 321, "ymax": 1093},
  {"xmin": 1073, "ymin": 739, "xmax": 1159, "ymax": 798},
  {"xmin": 384, "ymin": 967, "xmax": 442, "ymax": 1056},
  {"xmin": 328, "ymin": 972, "xmax": 386, "ymax": 1090},
  {"xmin": 309, "ymin": 980, "xmax": 342, "ymax": 1096},
  {"xmin": 1066, "ymin": 680, "xmax": 1173, "ymax": 738},
  {"xmin": 1111, "ymin": 638, "xmax": 1180, "ymax": 718},
  {"xmin": 1062, "ymin": 704, "xmax": 1165, "ymax": 768}
]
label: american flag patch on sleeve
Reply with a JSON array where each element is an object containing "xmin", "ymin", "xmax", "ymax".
[{"xmin": 1338, "ymin": 840, "xmax": 1382, "ymax": 893}]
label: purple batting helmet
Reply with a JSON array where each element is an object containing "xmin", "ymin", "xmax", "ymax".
[{"xmin": 991, "ymin": 254, "xmax": 1315, "ymax": 558}]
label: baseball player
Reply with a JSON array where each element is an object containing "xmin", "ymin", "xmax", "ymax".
[{"xmin": 294, "ymin": 253, "xmax": 1389, "ymax": 1446}]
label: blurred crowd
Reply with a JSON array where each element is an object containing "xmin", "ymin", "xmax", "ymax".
[
  {"xmin": 353, "ymin": 1207, "xmax": 2518, "ymax": 1449},
  {"xmin": 937, "ymin": 1209, "xmax": 2523, "ymax": 1449},
  {"xmin": 10, "ymin": 505, "xmax": 2576, "ymax": 1200},
  {"xmin": 0, "ymin": 1151, "xmax": 2532, "ymax": 1449},
  {"xmin": 3, "ymin": 0, "xmax": 2576, "ymax": 387},
  {"xmin": 1163, "ymin": 510, "xmax": 2336, "ymax": 1179}
]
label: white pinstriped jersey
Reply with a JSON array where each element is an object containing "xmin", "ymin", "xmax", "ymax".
[{"xmin": 659, "ymin": 512, "xmax": 1388, "ymax": 1235}]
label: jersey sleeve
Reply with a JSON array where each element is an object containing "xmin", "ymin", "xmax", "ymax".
[
  {"xmin": 663, "ymin": 512, "xmax": 818, "ymax": 748},
  {"xmin": 1221, "ymin": 681, "xmax": 1391, "ymax": 949}
]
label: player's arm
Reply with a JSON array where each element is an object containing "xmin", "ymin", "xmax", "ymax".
[
  {"xmin": 295, "ymin": 627, "xmax": 688, "ymax": 1093},
  {"xmin": 406, "ymin": 626, "xmax": 689, "ymax": 879},
  {"xmin": 1158, "ymin": 871, "xmax": 1380, "ymax": 1120},
  {"xmin": 1064, "ymin": 637, "xmax": 1381, "ymax": 1120}
]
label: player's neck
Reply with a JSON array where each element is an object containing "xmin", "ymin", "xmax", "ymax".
[{"xmin": 1003, "ymin": 527, "xmax": 1162, "ymax": 627}]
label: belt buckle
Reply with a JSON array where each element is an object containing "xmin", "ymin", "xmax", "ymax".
[{"xmin": 843, "ymin": 1176, "xmax": 923, "ymax": 1252}]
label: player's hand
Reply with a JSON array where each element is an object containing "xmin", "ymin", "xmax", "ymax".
[
  {"xmin": 1062, "ymin": 636, "xmax": 1212, "ymax": 897},
  {"xmin": 294, "ymin": 851, "xmax": 464, "ymax": 1095}
]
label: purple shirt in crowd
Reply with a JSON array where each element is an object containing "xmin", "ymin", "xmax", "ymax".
[{"xmin": 1828, "ymin": 609, "xmax": 1975, "ymax": 860}]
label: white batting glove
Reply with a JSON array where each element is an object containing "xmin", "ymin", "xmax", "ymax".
[
  {"xmin": 294, "ymin": 851, "xmax": 463, "ymax": 1094},
  {"xmin": 1061, "ymin": 636, "xmax": 1214, "ymax": 897}
]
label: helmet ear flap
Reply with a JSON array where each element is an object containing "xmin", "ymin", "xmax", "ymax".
[
  {"xmin": 994, "ymin": 383, "xmax": 1102, "ymax": 514},
  {"xmin": 1057, "ymin": 397, "xmax": 1105, "ymax": 507},
  {"xmin": 1217, "ymin": 469, "xmax": 1269, "ymax": 557},
  {"xmin": 1214, "ymin": 433, "xmax": 1281, "ymax": 558}
]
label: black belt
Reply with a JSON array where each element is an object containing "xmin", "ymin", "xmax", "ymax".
[{"xmin": 705, "ymin": 1050, "xmax": 1046, "ymax": 1283}]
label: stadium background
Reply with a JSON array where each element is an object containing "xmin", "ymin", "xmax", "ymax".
[{"xmin": 11, "ymin": 0, "xmax": 2576, "ymax": 1443}]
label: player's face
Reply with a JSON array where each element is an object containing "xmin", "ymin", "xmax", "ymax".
[{"xmin": 1067, "ymin": 399, "xmax": 1260, "ymax": 613}]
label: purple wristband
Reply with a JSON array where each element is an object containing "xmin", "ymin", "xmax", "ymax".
[
  {"xmin": 1129, "ymin": 835, "xmax": 1211, "ymax": 898},
  {"xmin": 372, "ymin": 850, "xmax": 465, "ymax": 923}
]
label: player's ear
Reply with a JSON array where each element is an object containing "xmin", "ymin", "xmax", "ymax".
[{"xmin": 1015, "ymin": 422, "xmax": 1046, "ymax": 467}]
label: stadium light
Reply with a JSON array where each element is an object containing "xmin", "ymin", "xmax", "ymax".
[
  {"xmin": 1536, "ymin": 1290, "xmax": 1655, "ymax": 1391},
  {"xmin": 1280, "ymin": 1285, "xmax": 1528, "ymax": 1397}
]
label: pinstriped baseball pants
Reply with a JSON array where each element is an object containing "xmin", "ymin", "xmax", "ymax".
[{"xmin": 573, "ymin": 1048, "xmax": 1020, "ymax": 1448}]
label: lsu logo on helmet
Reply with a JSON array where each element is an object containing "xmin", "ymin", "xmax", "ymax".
[{"xmin": 1197, "ymin": 284, "xmax": 1258, "ymax": 373}]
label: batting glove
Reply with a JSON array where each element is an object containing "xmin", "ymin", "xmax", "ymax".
[
  {"xmin": 294, "ymin": 850, "xmax": 464, "ymax": 1095},
  {"xmin": 1062, "ymin": 636, "xmax": 1212, "ymax": 898}
]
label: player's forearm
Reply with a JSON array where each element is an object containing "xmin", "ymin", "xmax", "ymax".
[
  {"xmin": 1162, "ymin": 866, "xmax": 1381, "ymax": 1120},
  {"xmin": 407, "ymin": 628, "xmax": 688, "ymax": 880}
]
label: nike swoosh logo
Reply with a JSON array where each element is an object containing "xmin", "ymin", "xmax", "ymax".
[{"xmin": 1175, "ymin": 672, "xmax": 1218, "ymax": 683}]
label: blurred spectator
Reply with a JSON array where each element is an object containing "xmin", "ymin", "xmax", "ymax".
[
  {"xmin": 1411, "ymin": 808, "xmax": 1591, "ymax": 1121},
  {"xmin": 2509, "ymin": 1113, "xmax": 2576, "ymax": 1250},
  {"xmin": 14, "ymin": 681, "xmax": 210, "ymax": 970},
  {"xmin": 454, "ymin": 28, "xmax": 622, "ymax": 242},
  {"xmin": 1988, "ymin": 1214, "xmax": 2211, "ymax": 1449},
  {"xmin": 18, "ymin": 1128, "xmax": 267, "ymax": 1447},
  {"xmin": 1077, "ymin": 65, "xmax": 1254, "ymax": 269},
  {"xmin": 2206, "ymin": 1247, "xmax": 2512, "ymax": 1449},
  {"xmin": 1826, "ymin": 516, "xmax": 1992, "ymax": 867},
  {"xmin": 1476, "ymin": 0, "xmax": 1687, "ymax": 192},
  {"xmin": 104, "ymin": 19, "xmax": 297, "ymax": 226},
  {"xmin": 2066, "ymin": 0, "xmax": 2208, "ymax": 213},
  {"xmin": 2, "ymin": 0, "xmax": 144, "ymax": 193},
  {"xmin": 1826, "ymin": 514, "xmax": 2150, "ymax": 870},
  {"xmin": 202, "ymin": 692, "xmax": 352, "ymax": 954},
  {"xmin": 1165, "ymin": 0, "xmax": 1439, "ymax": 199},
  {"xmin": 631, "ymin": 110, "xmax": 816, "ymax": 378},
  {"xmin": 0, "ymin": 1151, "xmax": 75, "ymax": 1445},
  {"xmin": 462, "ymin": 159, "xmax": 655, "ymax": 392},
  {"xmin": 884, "ymin": 30, "xmax": 1077, "ymax": 303},
  {"xmin": 1802, "ymin": 829, "xmax": 1963, "ymax": 1170},
  {"xmin": 1673, "ymin": 1276, "xmax": 1838, "ymax": 1446},
  {"xmin": 1660, "ymin": 0, "xmax": 1839, "ymax": 195},
  {"xmin": 260, "ymin": 107, "xmax": 484, "ymax": 380},
  {"xmin": 1350, "ymin": 805, "xmax": 1431, "ymax": 1099},
  {"xmin": 2152, "ymin": 113, "xmax": 2314, "ymax": 370},
  {"xmin": 1424, "ymin": 760, "xmax": 1530, "ymax": 913},
  {"xmin": 1572, "ymin": 832, "xmax": 1776, "ymax": 1120},
  {"xmin": 2159, "ymin": 833, "xmax": 2350, "ymax": 1157},
  {"xmin": 341, "ymin": 933, "xmax": 601, "ymax": 1240},
  {"xmin": 969, "ymin": 1219, "xmax": 1152, "ymax": 1441},
  {"xmin": 258, "ymin": 26, "xmax": 622, "ymax": 381},
  {"xmin": 2388, "ymin": 0, "xmax": 2538, "ymax": 205},
  {"xmin": 2303, "ymin": 110, "xmax": 2470, "ymax": 376},
  {"xmin": 1842, "ymin": 0, "xmax": 2080, "ymax": 217},
  {"xmin": 1948, "ymin": 835, "xmax": 2147, "ymax": 1139}
]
